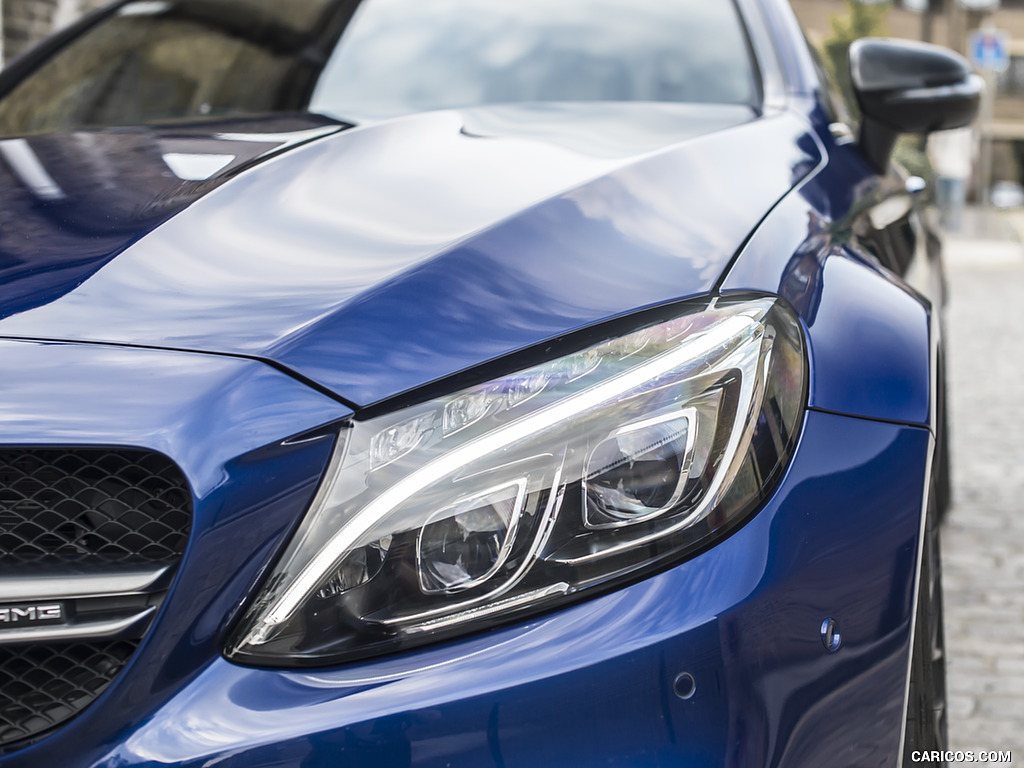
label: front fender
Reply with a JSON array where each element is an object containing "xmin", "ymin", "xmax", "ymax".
[{"xmin": 721, "ymin": 163, "xmax": 933, "ymax": 430}]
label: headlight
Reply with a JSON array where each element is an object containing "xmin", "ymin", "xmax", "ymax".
[{"xmin": 227, "ymin": 295, "xmax": 806, "ymax": 666}]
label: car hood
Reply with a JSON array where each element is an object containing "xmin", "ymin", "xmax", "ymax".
[
  {"xmin": 0, "ymin": 113, "xmax": 346, "ymax": 317},
  {"xmin": 0, "ymin": 103, "xmax": 821, "ymax": 406}
]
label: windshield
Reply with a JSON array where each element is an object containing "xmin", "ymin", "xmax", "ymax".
[
  {"xmin": 310, "ymin": 0, "xmax": 758, "ymax": 121},
  {"xmin": 0, "ymin": 0, "xmax": 758, "ymax": 136}
]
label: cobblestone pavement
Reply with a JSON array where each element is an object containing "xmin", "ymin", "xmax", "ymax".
[{"xmin": 941, "ymin": 220, "xmax": 1024, "ymax": 759}]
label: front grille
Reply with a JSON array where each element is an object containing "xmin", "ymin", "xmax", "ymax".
[
  {"xmin": 0, "ymin": 449, "xmax": 191, "ymax": 563},
  {"xmin": 0, "ymin": 448, "xmax": 192, "ymax": 749},
  {"xmin": 0, "ymin": 641, "xmax": 137, "ymax": 746}
]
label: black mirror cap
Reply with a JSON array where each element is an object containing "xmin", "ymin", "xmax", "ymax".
[{"xmin": 850, "ymin": 38, "xmax": 983, "ymax": 171}]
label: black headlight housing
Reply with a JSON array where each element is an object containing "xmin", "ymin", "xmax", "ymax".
[{"xmin": 227, "ymin": 294, "xmax": 806, "ymax": 667}]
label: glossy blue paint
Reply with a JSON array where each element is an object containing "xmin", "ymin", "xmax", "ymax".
[
  {"xmin": 0, "ymin": 339, "xmax": 348, "ymax": 768},
  {"xmin": 804, "ymin": 255, "xmax": 931, "ymax": 425},
  {"xmin": 722, "ymin": 119, "xmax": 934, "ymax": 427},
  {"xmin": 0, "ymin": 339, "xmax": 349, "ymax": 485},
  {"xmin": 0, "ymin": 0, "xmax": 949, "ymax": 764},
  {"xmin": 0, "ymin": 105, "xmax": 818, "ymax": 406},
  {"xmin": 0, "ymin": 115, "xmax": 343, "ymax": 322},
  {"xmin": 0, "ymin": 410, "xmax": 928, "ymax": 768}
]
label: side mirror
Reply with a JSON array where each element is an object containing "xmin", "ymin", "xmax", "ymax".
[{"xmin": 850, "ymin": 38, "xmax": 983, "ymax": 172}]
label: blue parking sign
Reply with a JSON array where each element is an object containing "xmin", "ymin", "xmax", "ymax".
[{"xmin": 970, "ymin": 29, "xmax": 1010, "ymax": 72}]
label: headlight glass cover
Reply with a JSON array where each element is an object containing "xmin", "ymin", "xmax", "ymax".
[{"xmin": 228, "ymin": 295, "xmax": 806, "ymax": 666}]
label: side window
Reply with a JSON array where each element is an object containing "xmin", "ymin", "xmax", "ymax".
[{"xmin": 0, "ymin": 0, "xmax": 343, "ymax": 138}]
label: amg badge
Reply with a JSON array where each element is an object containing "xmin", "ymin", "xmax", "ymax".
[{"xmin": 0, "ymin": 603, "xmax": 64, "ymax": 625}]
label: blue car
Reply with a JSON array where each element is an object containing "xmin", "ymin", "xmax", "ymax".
[{"xmin": 0, "ymin": 0, "xmax": 979, "ymax": 766}]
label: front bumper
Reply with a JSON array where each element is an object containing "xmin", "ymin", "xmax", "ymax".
[{"xmin": 2, "ymin": 394, "xmax": 928, "ymax": 767}]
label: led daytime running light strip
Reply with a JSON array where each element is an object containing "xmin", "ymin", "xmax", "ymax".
[{"xmin": 247, "ymin": 313, "xmax": 757, "ymax": 644}]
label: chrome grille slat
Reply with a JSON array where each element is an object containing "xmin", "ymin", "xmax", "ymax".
[
  {"xmin": 0, "ymin": 607, "xmax": 157, "ymax": 645},
  {"xmin": 0, "ymin": 563, "xmax": 172, "ymax": 602}
]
